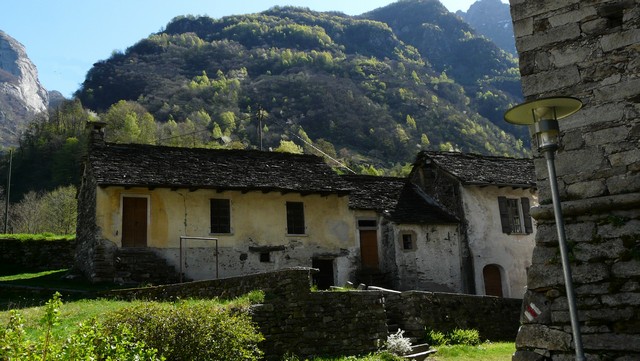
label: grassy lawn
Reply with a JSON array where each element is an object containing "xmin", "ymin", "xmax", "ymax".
[{"xmin": 430, "ymin": 342, "xmax": 515, "ymax": 361}]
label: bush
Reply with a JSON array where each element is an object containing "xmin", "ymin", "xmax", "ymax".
[
  {"xmin": 425, "ymin": 328, "xmax": 447, "ymax": 346},
  {"xmin": 0, "ymin": 293, "xmax": 162, "ymax": 361},
  {"xmin": 424, "ymin": 327, "xmax": 481, "ymax": 346},
  {"xmin": 384, "ymin": 329, "xmax": 412, "ymax": 355},
  {"xmin": 102, "ymin": 300, "xmax": 264, "ymax": 361},
  {"xmin": 449, "ymin": 328, "xmax": 481, "ymax": 346}
]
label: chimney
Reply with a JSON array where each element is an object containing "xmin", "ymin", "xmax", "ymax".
[{"xmin": 86, "ymin": 121, "xmax": 107, "ymax": 145}]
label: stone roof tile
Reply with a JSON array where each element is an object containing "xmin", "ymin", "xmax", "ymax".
[{"xmin": 88, "ymin": 143, "xmax": 351, "ymax": 194}]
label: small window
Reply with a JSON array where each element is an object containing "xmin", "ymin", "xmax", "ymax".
[
  {"xmin": 498, "ymin": 197, "xmax": 533, "ymax": 235},
  {"xmin": 210, "ymin": 199, "xmax": 231, "ymax": 234},
  {"xmin": 286, "ymin": 201, "xmax": 305, "ymax": 235},
  {"xmin": 260, "ymin": 252, "xmax": 270, "ymax": 263},
  {"xmin": 402, "ymin": 234, "xmax": 414, "ymax": 250}
]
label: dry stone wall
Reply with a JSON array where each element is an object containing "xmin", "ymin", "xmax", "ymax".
[
  {"xmin": 105, "ymin": 268, "xmax": 521, "ymax": 359},
  {"xmin": 509, "ymin": 1, "xmax": 640, "ymax": 360},
  {"xmin": 0, "ymin": 238, "xmax": 75, "ymax": 270}
]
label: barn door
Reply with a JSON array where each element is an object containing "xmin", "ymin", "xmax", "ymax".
[{"xmin": 122, "ymin": 197, "xmax": 147, "ymax": 247}]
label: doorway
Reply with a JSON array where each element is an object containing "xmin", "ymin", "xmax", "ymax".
[
  {"xmin": 122, "ymin": 196, "xmax": 148, "ymax": 247},
  {"xmin": 483, "ymin": 264, "xmax": 503, "ymax": 297},
  {"xmin": 312, "ymin": 258, "xmax": 334, "ymax": 290}
]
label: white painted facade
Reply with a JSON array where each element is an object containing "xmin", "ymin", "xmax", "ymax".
[{"xmin": 460, "ymin": 185, "xmax": 537, "ymax": 298}]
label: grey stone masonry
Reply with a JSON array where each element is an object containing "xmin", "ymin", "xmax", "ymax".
[{"xmin": 510, "ymin": 0, "xmax": 640, "ymax": 360}]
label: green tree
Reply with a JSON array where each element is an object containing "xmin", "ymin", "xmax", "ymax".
[{"xmin": 274, "ymin": 140, "xmax": 303, "ymax": 154}]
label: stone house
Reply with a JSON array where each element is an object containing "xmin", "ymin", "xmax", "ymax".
[
  {"xmin": 409, "ymin": 151, "xmax": 537, "ymax": 298},
  {"xmin": 341, "ymin": 174, "xmax": 462, "ymax": 292},
  {"xmin": 76, "ymin": 126, "xmax": 536, "ymax": 296},
  {"xmin": 76, "ymin": 131, "xmax": 359, "ymax": 286}
]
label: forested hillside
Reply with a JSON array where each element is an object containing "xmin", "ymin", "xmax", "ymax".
[{"xmin": 2, "ymin": 0, "xmax": 527, "ymax": 202}]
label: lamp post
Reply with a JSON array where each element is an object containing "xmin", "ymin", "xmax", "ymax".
[{"xmin": 505, "ymin": 96, "xmax": 585, "ymax": 361}]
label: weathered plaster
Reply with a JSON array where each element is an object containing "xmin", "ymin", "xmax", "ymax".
[
  {"xmin": 95, "ymin": 186, "xmax": 358, "ymax": 283},
  {"xmin": 460, "ymin": 185, "xmax": 537, "ymax": 298}
]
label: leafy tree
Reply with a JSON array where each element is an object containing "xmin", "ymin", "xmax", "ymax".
[{"xmin": 274, "ymin": 140, "xmax": 303, "ymax": 154}]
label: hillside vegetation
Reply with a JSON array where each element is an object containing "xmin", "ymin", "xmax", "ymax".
[{"xmin": 2, "ymin": 0, "xmax": 527, "ymax": 201}]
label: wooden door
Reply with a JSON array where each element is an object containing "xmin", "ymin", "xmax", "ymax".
[
  {"xmin": 359, "ymin": 229, "xmax": 379, "ymax": 269},
  {"xmin": 483, "ymin": 264, "xmax": 503, "ymax": 297},
  {"xmin": 122, "ymin": 197, "xmax": 147, "ymax": 247}
]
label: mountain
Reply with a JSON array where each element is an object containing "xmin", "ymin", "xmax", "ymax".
[
  {"xmin": 456, "ymin": 0, "xmax": 516, "ymax": 55},
  {"xmin": 75, "ymin": 0, "xmax": 528, "ymax": 169},
  {"xmin": 0, "ymin": 30, "xmax": 49, "ymax": 147}
]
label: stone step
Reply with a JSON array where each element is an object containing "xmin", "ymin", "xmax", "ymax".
[
  {"xmin": 410, "ymin": 343, "xmax": 431, "ymax": 353},
  {"xmin": 403, "ymin": 349, "xmax": 437, "ymax": 361}
]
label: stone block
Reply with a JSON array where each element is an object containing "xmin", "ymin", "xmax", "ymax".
[
  {"xmin": 582, "ymin": 18, "xmax": 610, "ymax": 35},
  {"xmin": 573, "ymin": 263, "xmax": 610, "ymax": 284},
  {"xmin": 517, "ymin": 23, "xmax": 581, "ymax": 53},
  {"xmin": 608, "ymin": 149, "xmax": 640, "ymax": 167},
  {"xmin": 612, "ymin": 260, "xmax": 640, "ymax": 277},
  {"xmin": 601, "ymin": 29, "xmax": 640, "ymax": 52},
  {"xmin": 511, "ymin": 0, "xmax": 581, "ymax": 21},
  {"xmin": 574, "ymin": 239, "xmax": 625, "ymax": 262},
  {"xmin": 515, "ymin": 324, "xmax": 572, "ymax": 351},
  {"xmin": 565, "ymin": 222, "xmax": 596, "ymax": 243},
  {"xmin": 549, "ymin": 45, "xmax": 594, "ymax": 69},
  {"xmin": 607, "ymin": 173, "xmax": 640, "ymax": 194},
  {"xmin": 549, "ymin": 6, "xmax": 598, "ymax": 27},
  {"xmin": 582, "ymin": 333, "xmax": 640, "ymax": 351},
  {"xmin": 566, "ymin": 180, "xmax": 607, "ymax": 199},
  {"xmin": 601, "ymin": 292, "xmax": 640, "ymax": 306},
  {"xmin": 597, "ymin": 219, "xmax": 640, "ymax": 239},
  {"xmin": 563, "ymin": 102, "xmax": 625, "ymax": 130},
  {"xmin": 512, "ymin": 349, "xmax": 546, "ymax": 361},
  {"xmin": 555, "ymin": 148, "xmax": 606, "ymax": 178},
  {"xmin": 528, "ymin": 264, "xmax": 564, "ymax": 289},
  {"xmin": 522, "ymin": 65, "xmax": 581, "ymax": 96},
  {"xmin": 561, "ymin": 129, "xmax": 585, "ymax": 151},
  {"xmin": 514, "ymin": 17, "xmax": 534, "ymax": 37},
  {"xmin": 594, "ymin": 78, "xmax": 640, "ymax": 102}
]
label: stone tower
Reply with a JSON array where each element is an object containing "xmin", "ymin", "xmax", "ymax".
[{"xmin": 509, "ymin": 1, "xmax": 640, "ymax": 360}]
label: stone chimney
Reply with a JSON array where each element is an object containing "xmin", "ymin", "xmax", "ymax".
[{"xmin": 86, "ymin": 121, "xmax": 107, "ymax": 145}]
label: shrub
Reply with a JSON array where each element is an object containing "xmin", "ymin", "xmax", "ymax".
[
  {"xmin": 425, "ymin": 328, "xmax": 447, "ymax": 346},
  {"xmin": 384, "ymin": 329, "xmax": 412, "ymax": 355},
  {"xmin": 102, "ymin": 300, "xmax": 264, "ymax": 361},
  {"xmin": 424, "ymin": 327, "xmax": 481, "ymax": 346},
  {"xmin": 0, "ymin": 293, "xmax": 162, "ymax": 361},
  {"xmin": 449, "ymin": 328, "xmax": 481, "ymax": 346}
]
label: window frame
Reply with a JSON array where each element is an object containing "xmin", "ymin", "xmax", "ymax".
[
  {"xmin": 498, "ymin": 196, "xmax": 533, "ymax": 235},
  {"xmin": 401, "ymin": 232, "xmax": 416, "ymax": 251},
  {"xmin": 210, "ymin": 198, "xmax": 231, "ymax": 234},
  {"xmin": 286, "ymin": 201, "xmax": 306, "ymax": 235}
]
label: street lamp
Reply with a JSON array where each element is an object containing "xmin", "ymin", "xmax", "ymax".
[{"xmin": 505, "ymin": 96, "xmax": 585, "ymax": 361}]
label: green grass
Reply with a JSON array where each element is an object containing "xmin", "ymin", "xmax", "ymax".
[
  {"xmin": 0, "ymin": 233, "xmax": 75, "ymax": 241},
  {"xmin": 430, "ymin": 342, "xmax": 515, "ymax": 361}
]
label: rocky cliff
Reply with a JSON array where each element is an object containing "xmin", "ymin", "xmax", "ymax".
[
  {"xmin": 0, "ymin": 30, "xmax": 48, "ymax": 146},
  {"xmin": 456, "ymin": 0, "xmax": 516, "ymax": 55}
]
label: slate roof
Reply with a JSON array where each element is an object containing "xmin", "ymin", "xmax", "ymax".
[
  {"xmin": 416, "ymin": 151, "xmax": 536, "ymax": 188},
  {"xmin": 341, "ymin": 175, "xmax": 459, "ymax": 224},
  {"xmin": 87, "ymin": 142, "xmax": 351, "ymax": 195}
]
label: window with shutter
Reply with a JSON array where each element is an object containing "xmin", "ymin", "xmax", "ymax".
[{"xmin": 498, "ymin": 196, "xmax": 533, "ymax": 235}]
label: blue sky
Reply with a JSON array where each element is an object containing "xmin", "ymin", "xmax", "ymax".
[{"xmin": 1, "ymin": 0, "xmax": 506, "ymax": 98}]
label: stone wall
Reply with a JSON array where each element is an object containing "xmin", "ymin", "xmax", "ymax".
[
  {"xmin": 509, "ymin": 1, "xmax": 640, "ymax": 360},
  {"xmin": 384, "ymin": 290, "xmax": 522, "ymax": 341},
  {"xmin": 0, "ymin": 238, "xmax": 75, "ymax": 270},
  {"xmin": 104, "ymin": 268, "xmax": 521, "ymax": 359}
]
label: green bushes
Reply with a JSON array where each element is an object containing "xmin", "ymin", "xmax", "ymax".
[
  {"xmin": 102, "ymin": 299, "xmax": 264, "ymax": 361},
  {"xmin": 0, "ymin": 292, "xmax": 162, "ymax": 360},
  {"xmin": 425, "ymin": 328, "xmax": 481, "ymax": 346},
  {"xmin": 1, "ymin": 292, "xmax": 265, "ymax": 361}
]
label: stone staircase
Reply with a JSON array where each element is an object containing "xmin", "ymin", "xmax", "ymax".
[{"xmin": 114, "ymin": 248, "xmax": 182, "ymax": 286}]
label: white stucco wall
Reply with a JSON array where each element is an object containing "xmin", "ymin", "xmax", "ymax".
[
  {"xmin": 390, "ymin": 223, "xmax": 463, "ymax": 292},
  {"xmin": 460, "ymin": 185, "xmax": 537, "ymax": 298},
  {"xmin": 95, "ymin": 186, "xmax": 359, "ymax": 283}
]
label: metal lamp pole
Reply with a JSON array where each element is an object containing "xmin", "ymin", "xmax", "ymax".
[{"xmin": 505, "ymin": 97, "xmax": 585, "ymax": 361}]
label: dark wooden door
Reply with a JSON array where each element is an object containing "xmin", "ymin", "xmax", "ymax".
[
  {"xmin": 122, "ymin": 197, "xmax": 147, "ymax": 247},
  {"xmin": 359, "ymin": 229, "xmax": 379, "ymax": 269},
  {"xmin": 483, "ymin": 264, "xmax": 503, "ymax": 297}
]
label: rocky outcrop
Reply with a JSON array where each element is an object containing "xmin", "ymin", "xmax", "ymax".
[
  {"xmin": 457, "ymin": 0, "xmax": 516, "ymax": 55},
  {"xmin": 0, "ymin": 30, "xmax": 48, "ymax": 146}
]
